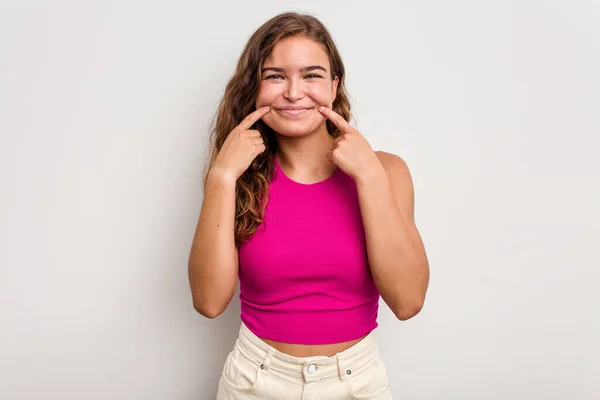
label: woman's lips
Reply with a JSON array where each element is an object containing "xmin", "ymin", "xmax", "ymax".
[{"xmin": 276, "ymin": 107, "xmax": 312, "ymax": 117}]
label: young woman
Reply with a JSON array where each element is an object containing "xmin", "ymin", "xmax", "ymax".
[{"xmin": 188, "ymin": 11, "xmax": 430, "ymax": 400}]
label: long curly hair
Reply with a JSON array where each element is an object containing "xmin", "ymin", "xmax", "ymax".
[{"xmin": 203, "ymin": 11, "xmax": 352, "ymax": 246}]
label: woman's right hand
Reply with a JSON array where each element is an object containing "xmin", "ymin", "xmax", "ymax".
[{"xmin": 211, "ymin": 106, "xmax": 271, "ymax": 182}]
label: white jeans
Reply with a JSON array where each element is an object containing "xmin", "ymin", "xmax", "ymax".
[{"xmin": 216, "ymin": 321, "xmax": 392, "ymax": 400}]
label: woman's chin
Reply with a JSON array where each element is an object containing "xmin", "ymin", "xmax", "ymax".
[{"xmin": 267, "ymin": 121, "xmax": 325, "ymax": 137}]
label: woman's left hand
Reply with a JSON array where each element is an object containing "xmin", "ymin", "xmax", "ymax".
[{"xmin": 319, "ymin": 106, "xmax": 385, "ymax": 182}]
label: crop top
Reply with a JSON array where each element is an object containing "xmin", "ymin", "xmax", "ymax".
[{"xmin": 237, "ymin": 156, "xmax": 380, "ymax": 344}]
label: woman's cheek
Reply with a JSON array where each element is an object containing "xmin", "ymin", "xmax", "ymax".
[
  {"xmin": 255, "ymin": 84, "xmax": 278, "ymax": 108},
  {"xmin": 307, "ymin": 85, "xmax": 333, "ymax": 106}
]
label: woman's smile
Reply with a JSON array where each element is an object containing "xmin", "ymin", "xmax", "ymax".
[{"xmin": 275, "ymin": 107, "xmax": 313, "ymax": 117}]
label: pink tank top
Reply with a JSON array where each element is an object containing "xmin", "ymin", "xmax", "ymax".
[{"xmin": 237, "ymin": 156, "xmax": 380, "ymax": 345}]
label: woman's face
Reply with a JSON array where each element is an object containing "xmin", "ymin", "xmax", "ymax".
[{"xmin": 255, "ymin": 36, "xmax": 339, "ymax": 137}]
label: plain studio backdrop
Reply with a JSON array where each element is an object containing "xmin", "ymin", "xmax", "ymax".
[{"xmin": 1, "ymin": 0, "xmax": 599, "ymax": 399}]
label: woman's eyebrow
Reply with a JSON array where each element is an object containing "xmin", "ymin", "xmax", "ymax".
[{"xmin": 261, "ymin": 65, "xmax": 328, "ymax": 74}]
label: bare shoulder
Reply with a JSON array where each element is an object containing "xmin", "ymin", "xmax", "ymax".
[
  {"xmin": 375, "ymin": 151, "xmax": 412, "ymax": 181},
  {"xmin": 374, "ymin": 150, "xmax": 415, "ymax": 219}
]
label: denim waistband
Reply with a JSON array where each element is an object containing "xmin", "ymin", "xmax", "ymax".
[{"xmin": 235, "ymin": 321, "xmax": 379, "ymax": 383}]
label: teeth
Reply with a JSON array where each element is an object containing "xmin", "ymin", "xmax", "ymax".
[{"xmin": 279, "ymin": 108, "xmax": 308, "ymax": 115}]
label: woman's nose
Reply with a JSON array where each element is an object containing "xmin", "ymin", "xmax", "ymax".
[{"xmin": 283, "ymin": 80, "xmax": 304, "ymax": 102}]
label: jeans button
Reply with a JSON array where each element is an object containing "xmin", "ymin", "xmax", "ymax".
[{"xmin": 307, "ymin": 364, "xmax": 317, "ymax": 374}]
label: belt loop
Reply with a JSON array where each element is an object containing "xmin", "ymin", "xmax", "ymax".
[
  {"xmin": 260, "ymin": 346, "xmax": 275, "ymax": 375},
  {"xmin": 336, "ymin": 353, "xmax": 350, "ymax": 382}
]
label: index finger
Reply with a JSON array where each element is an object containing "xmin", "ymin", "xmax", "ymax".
[
  {"xmin": 318, "ymin": 106, "xmax": 353, "ymax": 134},
  {"xmin": 237, "ymin": 106, "xmax": 271, "ymax": 130}
]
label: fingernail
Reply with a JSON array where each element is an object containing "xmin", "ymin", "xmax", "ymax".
[
  {"xmin": 264, "ymin": 106, "xmax": 270, "ymax": 111},
  {"xmin": 319, "ymin": 106, "xmax": 325, "ymax": 111}
]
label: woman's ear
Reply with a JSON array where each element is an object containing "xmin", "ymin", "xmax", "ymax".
[{"xmin": 331, "ymin": 75, "xmax": 339, "ymax": 102}]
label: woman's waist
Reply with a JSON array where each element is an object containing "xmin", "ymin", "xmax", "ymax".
[
  {"xmin": 259, "ymin": 334, "xmax": 368, "ymax": 357},
  {"xmin": 235, "ymin": 320, "xmax": 380, "ymax": 376}
]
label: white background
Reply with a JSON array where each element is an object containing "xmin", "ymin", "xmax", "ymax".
[{"xmin": 1, "ymin": 0, "xmax": 599, "ymax": 399}]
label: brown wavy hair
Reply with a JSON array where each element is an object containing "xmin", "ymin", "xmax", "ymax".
[{"xmin": 203, "ymin": 11, "xmax": 352, "ymax": 246}]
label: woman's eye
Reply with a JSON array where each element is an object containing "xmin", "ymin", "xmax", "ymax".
[{"xmin": 264, "ymin": 74, "xmax": 323, "ymax": 80}]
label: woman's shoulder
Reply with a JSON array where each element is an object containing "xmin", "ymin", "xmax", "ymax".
[
  {"xmin": 374, "ymin": 151, "xmax": 411, "ymax": 178},
  {"xmin": 374, "ymin": 150, "xmax": 415, "ymax": 219}
]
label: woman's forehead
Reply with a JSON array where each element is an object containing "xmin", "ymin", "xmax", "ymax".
[{"xmin": 266, "ymin": 37, "xmax": 328, "ymax": 62}]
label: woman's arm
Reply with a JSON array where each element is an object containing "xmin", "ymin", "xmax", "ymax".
[
  {"xmin": 355, "ymin": 151, "xmax": 430, "ymax": 320},
  {"xmin": 188, "ymin": 169, "xmax": 239, "ymax": 318},
  {"xmin": 188, "ymin": 107, "xmax": 270, "ymax": 318}
]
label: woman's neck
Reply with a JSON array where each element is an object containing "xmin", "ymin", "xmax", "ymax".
[{"xmin": 275, "ymin": 127, "xmax": 336, "ymax": 182}]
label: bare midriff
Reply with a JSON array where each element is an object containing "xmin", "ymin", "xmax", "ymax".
[{"xmin": 259, "ymin": 334, "xmax": 368, "ymax": 357}]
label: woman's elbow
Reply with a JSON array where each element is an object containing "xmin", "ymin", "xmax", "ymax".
[
  {"xmin": 394, "ymin": 300, "xmax": 424, "ymax": 321},
  {"xmin": 193, "ymin": 302, "xmax": 227, "ymax": 319},
  {"xmin": 191, "ymin": 287, "xmax": 235, "ymax": 319}
]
